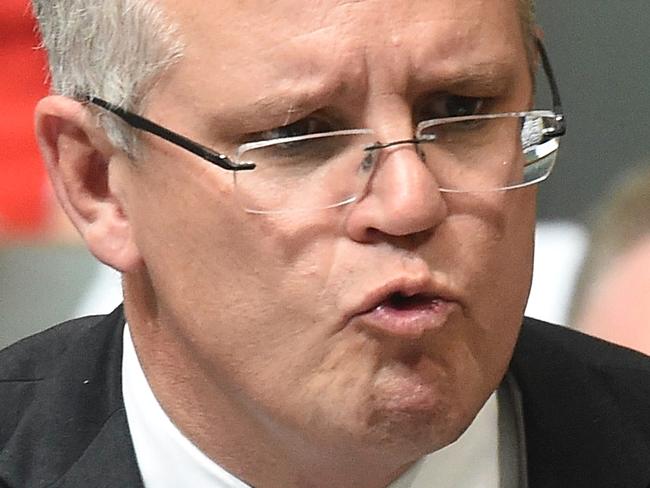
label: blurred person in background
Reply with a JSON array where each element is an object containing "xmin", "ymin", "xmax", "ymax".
[
  {"xmin": 0, "ymin": 0, "xmax": 74, "ymax": 242},
  {"xmin": 571, "ymin": 165, "xmax": 650, "ymax": 355}
]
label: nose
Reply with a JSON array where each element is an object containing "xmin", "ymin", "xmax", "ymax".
[{"xmin": 344, "ymin": 140, "xmax": 448, "ymax": 242}]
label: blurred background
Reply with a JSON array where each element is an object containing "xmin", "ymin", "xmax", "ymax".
[{"xmin": 2, "ymin": 1, "xmax": 650, "ymax": 347}]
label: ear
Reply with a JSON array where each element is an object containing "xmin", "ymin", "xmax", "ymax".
[{"xmin": 35, "ymin": 95, "xmax": 142, "ymax": 272}]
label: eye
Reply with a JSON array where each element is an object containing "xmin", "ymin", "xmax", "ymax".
[
  {"xmin": 254, "ymin": 116, "xmax": 334, "ymax": 142},
  {"xmin": 417, "ymin": 94, "xmax": 484, "ymax": 121}
]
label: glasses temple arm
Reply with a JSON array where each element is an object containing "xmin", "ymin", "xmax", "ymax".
[
  {"xmin": 536, "ymin": 38, "xmax": 566, "ymax": 138},
  {"xmin": 82, "ymin": 96, "xmax": 253, "ymax": 171}
]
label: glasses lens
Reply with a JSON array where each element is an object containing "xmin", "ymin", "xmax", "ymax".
[
  {"xmin": 417, "ymin": 112, "xmax": 560, "ymax": 192},
  {"xmin": 233, "ymin": 112, "xmax": 561, "ymax": 213},
  {"xmin": 233, "ymin": 130, "xmax": 377, "ymax": 213}
]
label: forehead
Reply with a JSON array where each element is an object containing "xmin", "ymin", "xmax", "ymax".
[
  {"xmin": 164, "ymin": 0, "xmax": 522, "ymax": 36},
  {"xmin": 157, "ymin": 0, "xmax": 527, "ymax": 118}
]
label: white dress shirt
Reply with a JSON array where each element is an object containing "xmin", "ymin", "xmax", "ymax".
[{"xmin": 123, "ymin": 324, "xmax": 522, "ymax": 488}]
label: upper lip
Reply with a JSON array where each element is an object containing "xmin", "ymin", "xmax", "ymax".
[{"xmin": 348, "ymin": 276, "xmax": 458, "ymax": 319}]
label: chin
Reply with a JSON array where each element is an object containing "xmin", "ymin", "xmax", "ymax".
[
  {"xmin": 321, "ymin": 386, "xmax": 469, "ymax": 464},
  {"xmin": 370, "ymin": 399, "xmax": 471, "ymax": 453}
]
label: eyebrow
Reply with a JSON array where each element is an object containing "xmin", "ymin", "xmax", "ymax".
[
  {"xmin": 411, "ymin": 60, "xmax": 519, "ymax": 95},
  {"xmin": 202, "ymin": 83, "xmax": 341, "ymax": 141}
]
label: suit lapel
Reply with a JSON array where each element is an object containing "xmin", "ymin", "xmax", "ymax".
[{"xmin": 52, "ymin": 407, "xmax": 143, "ymax": 488}]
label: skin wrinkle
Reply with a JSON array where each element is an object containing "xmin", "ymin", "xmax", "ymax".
[{"xmin": 248, "ymin": 11, "xmax": 512, "ymax": 135}]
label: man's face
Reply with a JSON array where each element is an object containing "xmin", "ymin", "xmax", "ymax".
[{"xmin": 117, "ymin": 0, "xmax": 536, "ymax": 460}]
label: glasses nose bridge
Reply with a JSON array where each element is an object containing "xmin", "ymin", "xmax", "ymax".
[
  {"xmin": 355, "ymin": 135, "xmax": 435, "ymax": 204},
  {"xmin": 362, "ymin": 136, "xmax": 429, "ymax": 175},
  {"xmin": 366, "ymin": 137, "xmax": 422, "ymax": 152}
]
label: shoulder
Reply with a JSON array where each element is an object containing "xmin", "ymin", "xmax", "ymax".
[
  {"xmin": 0, "ymin": 307, "xmax": 128, "ymax": 485},
  {"xmin": 513, "ymin": 317, "xmax": 650, "ymax": 448},
  {"xmin": 0, "ymin": 304, "xmax": 125, "ymax": 413},
  {"xmin": 516, "ymin": 316, "xmax": 650, "ymax": 381},
  {"xmin": 0, "ymin": 313, "xmax": 113, "ymax": 381}
]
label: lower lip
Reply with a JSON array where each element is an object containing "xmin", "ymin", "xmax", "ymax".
[{"xmin": 354, "ymin": 299, "xmax": 456, "ymax": 339}]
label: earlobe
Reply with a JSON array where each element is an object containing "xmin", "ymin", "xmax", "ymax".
[{"xmin": 35, "ymin": 95, "xmax": 143, "ymax": 272}]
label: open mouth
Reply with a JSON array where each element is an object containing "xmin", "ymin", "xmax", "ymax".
[
  {"xmin": 356, "ymin": 290, "xmax": 456, "ymax": 339},
  {"xmin": 385, "ymin": 292, "xmax": 444, "ymax": 311}
]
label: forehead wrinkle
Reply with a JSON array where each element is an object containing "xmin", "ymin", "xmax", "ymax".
[
  {"xmin": 235, "ymin": 36, "xmax": 369, "ymax": 126},
  {"xmin": 359, "ymin": 1, "xmax": 525, "ymax": 99},
  {"xmin": 162, "ymin": 0, "xmax": 526, "ymax": 135},
  {"xmin": 203, "ymin": 64, "xmax": 365, "ymax": 135}
]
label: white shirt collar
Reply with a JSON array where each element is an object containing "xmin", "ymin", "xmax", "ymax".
[{"xmin": 122, "ymin": 323, "xmax": 515, "ymax": 488}]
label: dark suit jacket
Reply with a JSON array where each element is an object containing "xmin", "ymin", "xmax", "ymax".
[{"xmin": 1, "ymin": 306, "xmax": 650, "ymax": 487}]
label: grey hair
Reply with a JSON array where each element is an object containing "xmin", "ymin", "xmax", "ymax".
[{"xmin": 31, "ymin": 0, "xmax": 184, "ymax": 153}]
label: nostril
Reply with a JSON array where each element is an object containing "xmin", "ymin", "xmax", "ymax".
[{"xmin": 342, "ymin": 138, "xmax": 449, "ymax": 243}]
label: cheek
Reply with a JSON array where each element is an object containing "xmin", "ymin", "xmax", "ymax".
[
  {"xmin": 246, "ymin": 325, "xmax": 382, "ymax": 428},
  {"xmin": 441, "ymin": 189, "xmax": 536, "ymax": 379},
  {"xmin": 479, "ymin": 196, "xmax": 534, "ymax": 329},
  {"xmin": 127, "ymin": 161, "xmax": 351, "ymax": 359},
  {"xmin": 444, "ymin": 189, "xmax": 535, "ymax": 306}
]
